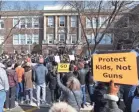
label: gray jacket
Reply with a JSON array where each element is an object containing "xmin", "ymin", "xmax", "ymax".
[
  {"xmin": 57, "ymin": 74, "xmax": 82, "ymax": 111},
  {"xmin": 0, "ymin": 67, "xmax": 9, "ymax": 91},
  {"xmin": 33, "ymin": 64, "xmax": 48, "ymax": 85},
  {"xmin": 102, "ymin": 94, "xmax": 123, "ymax": 112}
]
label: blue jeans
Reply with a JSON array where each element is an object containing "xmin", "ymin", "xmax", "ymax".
[
  {"xmin": 0, "ymin": 90, "xmax": 6, "ymax": 112},
  {"xmin": 36, "ymin": 83, "xmax": 46, "ymax": 105},
  {"xmin": 25, "ymin": 89, "xmax": 33, "ymax": 101},
  {"xmin": 89, "ymin": 84, "xmax": 95, "ymax": 103},
  {"xmin": 16, "ymin": 82, "xmax": 24, "ymax": 101},
  {"xmin": 81, "ymin": 85, "xmax": 86, "ymax": 105}
]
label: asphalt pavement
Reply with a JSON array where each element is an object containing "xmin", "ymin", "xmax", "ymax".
[{"xmin": 4, "ymin": 87, "xmax": 93, "ymax": 112}]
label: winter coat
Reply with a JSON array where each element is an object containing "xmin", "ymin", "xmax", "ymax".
[
  {"xmin": 93, "ymin": 83, "xmax": 108, "ymax": 112},
  {"xmin": 24, "ymin": 66, "xmax": 33, "ymax": 89},
  {"xmin": 6, "ymin": 69, "xmax": 18, "ymax": 87},
  {"xmin": 57, "ymin": 74, "xmax": 82, "ymax": 112},
  {"xmin": 47, "ymin": 72, "xmax": 57, "ymax": 89}
]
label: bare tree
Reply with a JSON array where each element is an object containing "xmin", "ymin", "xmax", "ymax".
[{"xmin": 65, "ymin": 1, "xmax": 134, "ymax": 56}]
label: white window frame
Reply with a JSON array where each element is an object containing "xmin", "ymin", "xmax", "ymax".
[
  {"xmin": 59, "ymin": 34, "xmax": 65, "ymax": 42},
  {"xmin": 59, "ymin": 16, "xmax": 65, "ymax": 27},
  {"xmin": 71, "ymin": 16, "xmax": 77, "ymax": 27},
  {"xmin": 93, "ymin": 17, "xmax": 101, "ymax": 28},
  {"xmin": 20, "ymin": 34, "xmax": 26, "ymax": 45},
  {"xmin": 26, "ymin": 17, "xmax": 32, "ymax": 28},
  {"xmin": 0, "ymin": 36, "xmax": 4, "ymax": 44},
  {"xmin": 13, "ymin": 34, "xmax": 20, "ymax": 45},
  {"xmin": 33, "ymin": 17, "xmax": 39, "ymax": 28},
  {"xmin": 48, "ymin": 16, "xmax": 54, "ymax": 27},
  {"xmin": 20, "ymin": 18, "xmax": 26, "ymax": 29},
  {"xmin": 86, "ymin": 17, "xmax": 92, "ymax": 28},
  {"xmin": 70, "ymin": 34, "xmax": 77, "ymax": 44},
  {"xmin": 0, "ymin": 20, "xmax": 4, "ymax": 29},
  {"xmin": 47, "ymin": 34, "xmax": 54, "ymax": 44},
  {"xmin": 33, "ymin": 34, "xmax": 39, "ymax": 44},
  {"xmin": 27, "ymin": 34, "xmax": 32, "ymax": 44}
]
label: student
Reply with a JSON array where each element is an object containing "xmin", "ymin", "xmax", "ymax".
[
  {"xmin": 15, "ymin": 61, "xmax": 25, "ymax": 103},
  {"xmin": 4, "ymin": 61, "xmax": 17, "ymax": 110},
  {"xmin": 0, "ymin": 67, "xmax": 9, "ymax": 112},
  {"xmin": 24, "ymin": 62, "xmax": 33, "ymax": 104}
]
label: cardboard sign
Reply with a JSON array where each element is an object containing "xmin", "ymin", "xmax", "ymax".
[
  {"xmin": 69, "ymin": 55, "xmax": 75, "ymax": 61},
  {"xmin": 55, "ymin": 56, "xmax": 60, "ymax": 63},
  {"xmin": 93, "ymin": 52, "xmax": 138, "ymax": 85},
  {"xmin": 58, "ymin": 63, "xmax": 70, "ymax": 73}
]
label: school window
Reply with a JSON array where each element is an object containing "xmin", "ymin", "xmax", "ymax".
[
  {"xmin": 0, "ymin": 36, "xmax": 4, "ymax": 44},
  {"xmin": 59, "ymin": 16, "xmax": 65, "ymax": 27},
  {"xmin": 26, "ymin": 18, "xmax": 32, "ymax": 28},
  {"xmin": 59, "ymin": 34, "xmax": 65, "ymax": 42},
  {"xmin": 93, "ymin": 17, "xmax": 100, "ymax": 28},
  {"xmin": 99, "ymin": 33, "xmax": 112, "ymax": 44},
  {"xmin": 33, "ymin": 17, "xmax": 39, "ymax": 28},
  {"xmin": 47, "ymin": 34, "xmax": 54, "ymax": 44},
  {"xmin": 70, "ymin": 34, "xmax": 77, "ymax": 44},
  {"xmin": 13, "ymin": 34, "xmax": 20, "ymax": 45},
  {"xmin": 100, "ymin": 16, "xmax": 108, "ymax": 28},
  {"xmin": 33, "ymin": 34, "xmax": 39, "ymax": 44},
  {"xmin": 48, "ymin": 16, "xmax": 54, "ymax": 27},
  {"xmin": 13, "ymin": 18, "xmax": 19, "ymax": 28},
  {"xmin": 20, "ymin": 18, "xmax": 26, "ymax": 28},
  {"xmin": 0, "ymin": 20, "xmax": 4, "ymax": 28},
  {"xmin": 20, "ymin": 34, "xmax": 26, "ymax": 45},
  {"xmin": 86, "ymin": 17, "xmax": 92, "ymax": 28},
  {"xmin": 27, "ymin": 34, "xmax": 32, "ymax": 44},
  {"xmin": 87, "ymin": 35, "xmax": 92, "ymax": 43},
  {"xmin": 71, "ymin": 16, "xmax": 77, "ymax": 27}
]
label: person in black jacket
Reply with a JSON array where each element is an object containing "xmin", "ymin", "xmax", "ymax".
[{"xmin": 47, "ymin": 66, "xmax": 57, "ymax": 103}]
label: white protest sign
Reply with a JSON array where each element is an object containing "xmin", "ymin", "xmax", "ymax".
[
  {"xmin": 55, "ymin": 56, "xmax": 60, "ymax": 63},
  {"xmin": 69, "ymin": 55, "xmax": 75, "ymax": 61}
]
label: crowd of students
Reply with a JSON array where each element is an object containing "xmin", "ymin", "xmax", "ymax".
[{"xmin": 0, "ymin": 52, "xmax": 139, "ymax": 112}]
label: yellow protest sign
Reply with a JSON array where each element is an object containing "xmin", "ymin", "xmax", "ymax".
[
  {"xmin": 93, "ymin": 52, "xmax": 138, "ymax": 85},
  {"xmin": 57, "ymin": 63, "xmax": 70, "ymax": 73}
]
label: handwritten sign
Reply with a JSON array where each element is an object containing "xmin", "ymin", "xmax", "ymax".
[
  {"xmin": 58, "ymin": 63, "xmax": 70, "ymax": 73},
  {"xmin": 93, "ymin": 52, "xmax": 138, "ymax": 85}
]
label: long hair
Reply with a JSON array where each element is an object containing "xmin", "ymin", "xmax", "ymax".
[{"xmin": 66, "ymin": 77, "xmax": 80, "ymax": 91}]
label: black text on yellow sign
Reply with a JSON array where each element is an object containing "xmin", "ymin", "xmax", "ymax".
[{"xmin": 58, "ymin": 63, "xmax": 70, "ymax": 73}]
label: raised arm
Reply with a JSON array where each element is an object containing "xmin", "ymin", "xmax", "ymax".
[{"xmin": 57, "ymin": 74, "xmax": 70, "ymax": 93}]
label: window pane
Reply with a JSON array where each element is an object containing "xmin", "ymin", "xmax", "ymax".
[
  {"xmin": 48, "ymin": 34, "xmax": 54, "ymax": 44},
  {"xmin": 59, "ymin": 34, "xmax": 65, "ymax": 42},
  {"xmin": 20, "ymin": 18, "xmax": 26, "ymax": 28},
  {"xmin": 0, "ymin": 20, "xmax": 4, "ymax": 28},
  {"xmin": 59, "ymin": 16, "xmax": 65, "ymax": 27},
  {"xmin": 13, "ymin": 18, "xmax": 19, "ymax": 28},
  {"xmin": 48, "ymin": 16, "xmax": 54, "ymax": 27},
  {"xmin": 71, "ymin": 34, "xmax": 77, "ymax": 44},
  {"xmin": 86, "ymin": 18, "xmax": 92, "ymax": 28},
  {"xmin": 20, "ymin": 34, "xmax": 26, "ymax": 45},
  {"xmin": 26, "ymin": 18, "xmax": 32, "ymax": 28},
  {"xmin": 34, "ymin": 34, "xmax": 39, "ymax": 44},
  {"xmin": 71, "ymin": 16, "xmax": 77, "ymax": 27},
  {"xmin": 27, "ymin": 34, "xmax": 32, "ymax": 44},
  {"xmin": 33, "ymin": 17, "xmax": 39, "ymax": 28},
  {"xmin": 13, "ymin": 34, "xmax": 19, "ymax": 45},
  {"xmin": 0, "ymin": 36, "xmax": 4, "ymax": 44}
]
